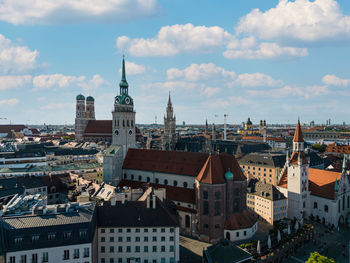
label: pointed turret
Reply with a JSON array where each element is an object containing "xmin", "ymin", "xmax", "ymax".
[
  {"xmin": 119, "ymin": 56, "xmax": 128, "ymax": 95},
  {"xmin": 167, "ymin": 92, "xmax": 172, "ymax": 107},
  {"xmin": 342, "ymin": 155, "xmax": 347, "ymax": 173},
  {"xmin": 293, "ymin": 120, "xmax": 304, "ymax": 143},
  {"xmin": 335, "ymin": 179, "xmax": 339, "ymax": 192}
]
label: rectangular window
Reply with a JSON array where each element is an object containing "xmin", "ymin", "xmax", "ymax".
[
  {"xmin": 47, "ymin": 233, "xmax": 56, "ymax": 241},
  {"xmin": 118, "ymin": 237, "xmax": 123, "ymax": 242},
  {"xmin": 63, "ymin": 250, "xmax": 69, "ymax": 260},
  {"xmin": 32, "ymin": 254, "xmax": 38, "ymax": 263},
  {"xmin": 73, "ymin": 249, "xmax": 79, "ymax": 259},
  {"xmin": 203, "ymin": 201, "xmax": 209, "ymax": 215},
  {"xmin": 110, "ymin": 259, "xmax": 114, "ymax": 263},
  {"xmin": 136, "ymin": 228, "xmax": 140, "ymax": 232},
  {"xmin": 101, "ymin": 259, "xmax": 105, "ymax": 263},
  {"xmin": 118, "ymin": 246, "xmax": 123, "ymax": 252},
  {"xmin": 63, "ymin": 231, "xmax": 72, "ymax": 240},
  {"xmin": 101, "ymin": 237, "xmax": 105, "ymax": 242},
  {"xmin": 118, "ymin": 228, "xmax": 122, "ymax": 233},
  {"xmin": 110, "ymin": 237, "xmax": 114, "ymax": 242},
  {"xmin": 170, "ymin": 236, "xmax": 174, "ymax": 241},
  {"xmin": 43, "ymin": 252, "xmax": 48, "ymax": 262},
  {"xmin": 144, "ymin": 246, "xmax": 148, "ymax": 252},
  {"xmin": 110, "ymin": 246, "xmax": 114, "ymax": 253},
  {"xmin": 152, "ymin": 228, "xmax": 157, "ymax": 232},
  {"xmin": 161, "ymin": 236, "xmax": 165, "ymax": 242},
  {"xmin": 9, "ymin": 257, "xmax": 15, "ymax": 263},
  {"xmin": 144, "ymin": 228, "xmax": 148, "ymax": 233},
  {"xmin": 161, "ymin": 258, "xmax": 165, "ymax": 263},
  {"xmin": 20, "ymin": 255, "xmax": 26, "ymax": 263},
  {"xmin": 135, "ymin": 236, "xmax": 140, "ymax": 242},
  {"xmin": 152, "ymin": 246, "xmax": 157, "ymax": 252},
  {"xmin": 203, "ymin": 191, "xmax": 208, "ymax": 199},
  {"xmin": 214, "ymin": 201, "xmax": 220, "ymax": 216},
  {"xmin": 101, "ymin": 229, "xmax": 105, "ymax": 233},
  {"xmin": 135, "ymin": 246, "xmax": 140, "ymax": 252},
  {"xmin": 126, "ymin": 246, "xmax": 131, "ymax": 252},
  {"xmin": 161, "ymin": 246, "xmax": 165, "ymax": 252},
  {"xmin": 101, "ymin": 246, "xmax": 105, "ymax": 253},
  {"xmin": 152, "ymin": 236, "xmax": 157, "ymax": 242},
  {"xmin": 170, "ymin": 228, "xmax": 174, "ymax": 233},
  {"xmin": 79, "ymin": 230, "xmax": 87, "ymax": 238},
  {"xmin": 127, "ymin": 229, "xmax": 131, "ymax": 233},
  {"xmin": 127, "ymin": 237, "xmax": 131, "ymax": 242},
  {"xmin": 110, "ymin": 229, "xmax": 114, "ymax": 233},
  {"xmin": 170, "ymin": 245, "xmax": 174, "ymax": 252},
  {"xmin": 83, "ymin": 248, "xmax": 89, "ymax": 258},
  {"xmin": 161, "ymin": 228, "xmax": 165, "ymax": 233},
  {"xmin": 32, "ymin": 235, "xmax": 39, "ymax": 242},
  {"xmin": 144, "ymin": 236, "xmax": 148, "ymax": 242}
]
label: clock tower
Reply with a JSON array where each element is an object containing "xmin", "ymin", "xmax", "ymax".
[
  {"xmin": 112, "ymin": 56, "xmax": 136, "ymax": 148},
  {"xmin": 103, "ymin": 57, "xmax": 136, "ymax": 186}
]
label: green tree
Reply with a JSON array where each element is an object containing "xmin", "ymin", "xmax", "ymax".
[
  {"xmin": 312, "ymin": 143, "xmax": 327, "ymax": 153},
  {"xmin": 305, "ymin": 252, "xmax": 336, "ymax": 263}
]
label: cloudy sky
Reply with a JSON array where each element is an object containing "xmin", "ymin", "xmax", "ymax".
[{"xmin": 1, "ymin": 0, "xmax": 350, "ymax": 125}]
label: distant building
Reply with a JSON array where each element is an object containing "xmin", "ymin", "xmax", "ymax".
[{"xmin": 162, "ymin": 94, "xmax": 177, "ymax": 151}]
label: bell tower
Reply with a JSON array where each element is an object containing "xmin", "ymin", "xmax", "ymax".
[
  {"xmin": 75, "ymin": 94, "xmax": 87, "ymax": 141},
  {"xmin": 112, "ymin": 56, "xmax": 136, "ymax": 148},
  {"xmin": 162, "ymin": 92, "xmax": 177, "ymax": 150}
]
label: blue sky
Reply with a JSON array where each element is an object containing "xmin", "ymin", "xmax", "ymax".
[{"xmin": 0, "ymin": 0, "xmax": 350, "ymax": 125}]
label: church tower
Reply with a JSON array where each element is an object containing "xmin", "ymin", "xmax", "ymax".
[
  {"xmin": 112, "ymin": 57, "xmax": 136, "ymax": 147},
  {"xmin": 286, "ymin": 120, "xmax": 310, "ymax": 220},
  {"xmin": 103, "ymin": 57, "xmax": 136, "ymax": 186},
  {"xmin": 85, "ymin": 96, "xmax": 95, "ymax": 120},
  {"xmin": 75, "ymin": 94, "xmax": 87, "ymax": 141},
  {"xmin": 162, "ymin": 93, "xmax": 177, "ymax": 150}
]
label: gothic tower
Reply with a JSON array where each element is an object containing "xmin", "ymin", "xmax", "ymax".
[
  {"xmin": 286, "ymin": 120, "xmax": 310, "ymax": 220},
  {"xmin": 85, "ymin": 96, "xmax": 95, "ymax": 120},
  {"xmin": 162, "ymin": 93, "xmax": 177, "ymax": 150},
  {"xmin": 75, "ymin": 94, "xmax": 87, "ymax": 141},
  {"xmin": 103, "ymin": 57, "xmax": 136, "ymax": 186}
]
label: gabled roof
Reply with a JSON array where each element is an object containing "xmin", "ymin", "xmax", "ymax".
[
  {"xmin": 196, "ymin": 155, "xmax": 225, "ymax": 184},
  {"xmin": 293, "ymin": 120, "xmax": 304, "ymax": 143},
  {"xmin": 83, "ymin": 120, "xmax": 112, "ymax": 135},
  {"xmin": 308, "ymin": 168, "xmax": 342, "ymax": 200},
  {"xmin": 224, "ymin": 210, "xmax": 257, "ymax": 230},
  {"xmin": 0, "ymin": 125, "xmax": 26, "ymax": 134}
]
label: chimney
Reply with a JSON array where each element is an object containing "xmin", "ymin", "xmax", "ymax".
[
  {"xmin": 147, "ymin": 195, "xmax": 150, "ymax": 208},
  {"xmin": 152, "ymin": 194, "xmax": 156, "ymax": 209},
  {"xmin": 111, "ymin": 196, "xmax": 116, "ymax": 206}
]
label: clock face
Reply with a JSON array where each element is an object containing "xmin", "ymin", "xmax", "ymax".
[
  {"xmin": 128, "ymin": 129, "xmax": 133, "ymax": 136},
  {"xmin": 125, "ymin": 97, "xmax": 130, "ymax": 105},
  {"xmin": 114, "ymin": 129, "xmax": 120, "ymax": 136},
  {"xmin": 115, "ymin": 97, "xmax": 120, "ymax": 103}
]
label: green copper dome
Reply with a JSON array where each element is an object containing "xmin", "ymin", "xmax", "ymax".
[
  {"xmin": 225, "ymin": 169, "xmax": 234, "ymax": 180},
  {"xmin": 86, "ymin": 96, "xmax": 94, "ymax": 101},
  {"xmin": 76, "ymin": 94, "xmax": 85, "ymax": 100}
]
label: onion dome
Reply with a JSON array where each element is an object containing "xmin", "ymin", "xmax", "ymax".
[
  {"xmin": 86, "ymin": 96, "xmax": 94, "ymax": 102},
  {"xmin": 247, "ymin": 117, "xmax": 252, "ymax": 125},
  {"xmin": 225, "ymin": 168, "xmax": 234, "ymax": 180},
  {"xmin": 76, "ymin": 94, "xmax": 85, "ymax": 100}
]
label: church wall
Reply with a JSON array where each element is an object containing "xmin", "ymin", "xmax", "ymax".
[
  {"xmin": 123, "ymin": 169, "xmax": 196, "ymax": 189},
  {"xmin": 309, "ymin": 195, "xmax": 337, "ymax": 226}
]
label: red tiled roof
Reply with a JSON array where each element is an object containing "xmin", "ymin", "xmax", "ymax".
[
  {"xmin": 325, "ymin": 143, "xmax": 350, "ymax": 154},
  {"xmin": 278, "ymin": 169, "xmax": 288, "ymax": 188},
  {"xmin": 225, "ymin": 210, "xmax": 257, "ymax": 230},
  {"xmin": 118, "ymin": 179, "xmax": 196, "ymax": 204},
  {"xmin": 84, "ymin": 120, "xmax": 112, "ymax": 135},
  {"xmin": 123, "ymin": 149, "xmax": 246, "ymax": 183},
  {"xmin": 293, "ymin": 120, "xmax": 304, "ymax": 142},
  {"xmin": 290, "ymin": 151, "xmax": 308, "ymax": 165},
  {"xmin": 196, "ymin": 155, "xmax": 225, "ymax": 184},
  {"xmin": 0, "ymin": 125, "xmax": 26, "ymax": 133},
  {"xmin": 309, "ymin": 168, "xmax": 341, "ymax": 200}
]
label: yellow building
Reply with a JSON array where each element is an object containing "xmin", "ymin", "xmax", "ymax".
[{"xmin": 238, "ymin": 117, "xmax": 264, "ymax": 135}]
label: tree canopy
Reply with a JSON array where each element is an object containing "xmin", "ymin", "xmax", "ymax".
[{"xmin": 305, "ymin": 252, "xmax": 336, "ymax": 263}]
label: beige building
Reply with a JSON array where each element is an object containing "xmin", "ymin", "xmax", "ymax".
[
  {"xmin": 239, "ymin": 153, "xmax": 286, "ymax": 186},
  {"xmin": 247, "ymin": 179, "xmax": 287, "ymax": 224}
]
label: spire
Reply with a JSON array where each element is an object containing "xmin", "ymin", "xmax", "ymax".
[
  {"xmin": 119, "ymin": 55, "xmax": 128, "ymax": 94},
  {"xmin": 293, "ymin": 119, "xmax": 304, "ymax": 143},
  {"xmin": 335, "ymin": 179, "xmax": 339, "ymax": 192},
  {"xmin": 167, "ymin": 91, "xmax": 172, "ymax": 107},
  {"xmin": 342, "ymin": 155, "xmax": 347, "ymax": 173}
]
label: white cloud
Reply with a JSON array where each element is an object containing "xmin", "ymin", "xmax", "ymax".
[
  {"xmin": 236, "ymin": 0, "xmax": 350, "ymax": 43},
  {"xmin": 322, "ymin": 74, "xmax": 350, "ymax": 87},
  {"xmin": 0, "ymin": 34, "xmax": 41, "ymax": 74},
  {"xmin": 0, "ymin": 98, "xmax": 19, "ymax": 106},
  {"xmin": 167, "ymin": 63, "xmax": 282, "ymax": 87},
  {"xmin": 167, "ymin": 63, "xmax": 236, "ymax": 82},
  {"xmin": 0, "ymin": 0, "xmax": 159, "ymax": 25},
  {"xmin": 32, "ymin": 74, "xmax": 108, "ymax": 91},
  {"xmin": 248, "ymin": 85, "xmax": 329, "ymax": 99},
  {"xmin": 224, "ymin": 41, "xmax": 308, "ymax": 60},
  {"xmin": 119, "ymin": 61, "xmax": 146, "ymax": 75},
  {"xmin": 117, "ymin": 23, "xmax": 233, "ymax": 57},
  {"xmin": 200, "ymin": 87, "xmax": 221, "ymax": 97},
  {"xmin": 0, "ymin": 75, "xmax": 32, "ymax": 90}
]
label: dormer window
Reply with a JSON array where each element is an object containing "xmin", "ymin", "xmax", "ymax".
[
  {"xmin": 14, "ymin": 237, "xmax": 23, "ymax": 244},
  {"xmin": 80, "ymin": 230, "xmax": 87, "ymax": 238},
  {"xmin": 48, "ymin": 233, "xmax": 56, "ymax": 241},
  {"xmin": 32, "ymin": 235, "xmax": 39, "ymax": 242},
  {"xmin": 64, "ymin": 231, "xmax": 72, "ymax": 240}
]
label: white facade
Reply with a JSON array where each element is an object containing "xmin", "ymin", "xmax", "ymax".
[
  {"xmin": 6, "ymin": 243, "xmax": 92, "ymax": 263},
  {"xmin": 97, "ymin": 227, "xmax": 180, "ymax": 263},
  {"xmin": 224, "ymin": 222, "xmax": 258, "ymax": 242}
]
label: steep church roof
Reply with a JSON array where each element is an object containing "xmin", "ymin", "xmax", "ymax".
[
  {"xmin": 83, "ymin": 120, "xmax": 112, "ymax": 136},
  {"xmin": 293, "ymin": 120, "xmax": 304, "ymax": 142},
  {"xmin": 196, "ymin": 154, "xmax": 225, "ymax": 184},
  {"xmin": 308, "ymin": 168, "xmax": 342, "ymax": 200}
]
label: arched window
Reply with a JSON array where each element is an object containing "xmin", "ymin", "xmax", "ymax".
[
  {"xmin": 155, "ymin": 178, "xmax": 159, "ymax": 184},
  {"xmin": 313, "ymin": 202, "xmax": 317, "ymax": 209},
  {"xmin": 146, "ymin": 177, "xmax": 150, "ymax": 183},
  {"xmin": 214, "ymin": 201, "xmax": 220, "ymax": 216},
  {"xmin": 164, "ymin": 179, "xmax": 168, "ymax": 185},
  {"xmin": 185, "ymin": 215, "xmax": 190, "ymax": 228},
  {"xmin": 183, "ymin": 182, "xmax": 188, "ymax": 188},
  {"xmin": 226, "ymin": 232, "xmax": 231, "ymax": 240},
  {"xmin": 173, "ymin": 180, "xmax": 178, "ymax": 187},
  {"xmin": 123, "ymin": 173, "xmax": 127, "ymax": 179},
  {"xmin": 131, "ymin": 174, "xmax": 134, "ymax": 180},
  {"xmin": 138, "ymin": 175, "xmax": 142, "ymax": 181}
]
